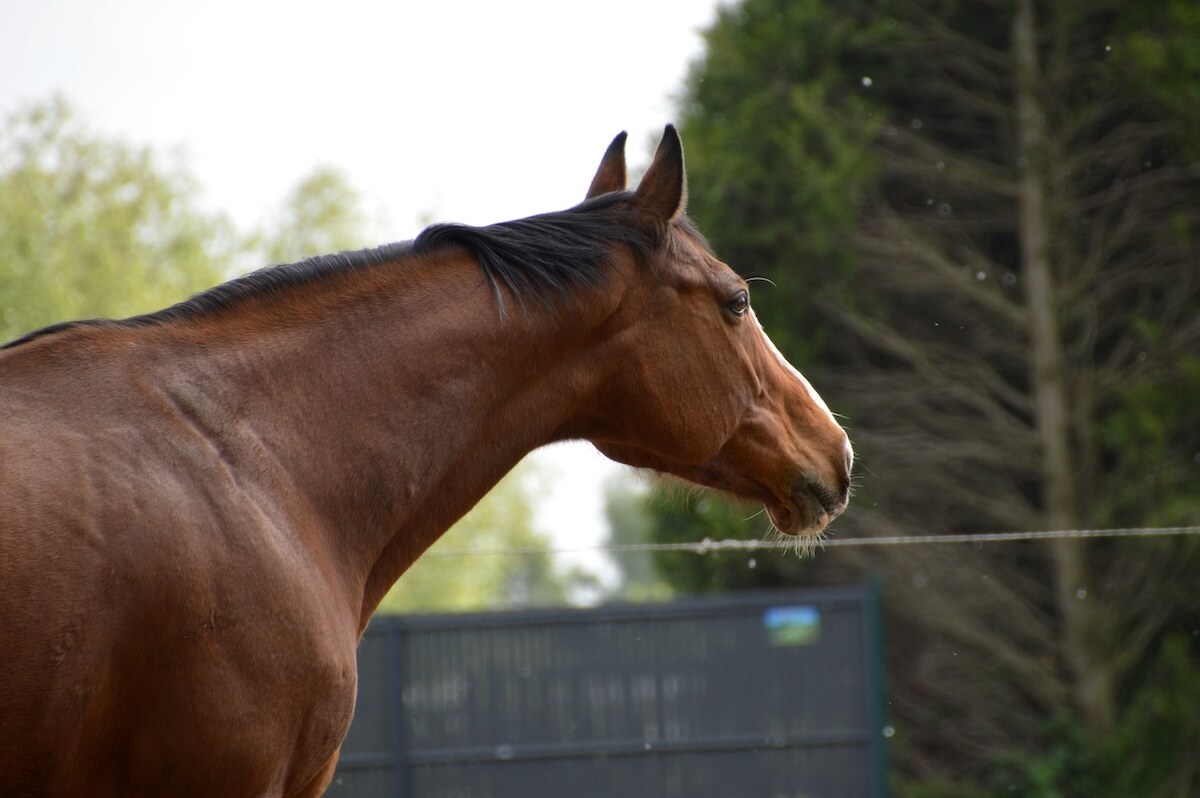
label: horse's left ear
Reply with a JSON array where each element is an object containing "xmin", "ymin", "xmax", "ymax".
[
  {"xmin": 632, "ymin": 124, "xmax": 687, "ymax": 222},
  {"xmin": 586, "ymin": 131, "xmax": 628, "ymax": 199}
]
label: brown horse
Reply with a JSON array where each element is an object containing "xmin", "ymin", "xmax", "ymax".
[{"xmin": 0, "ymin": 127, "xmax": 851, "ymax": 796}]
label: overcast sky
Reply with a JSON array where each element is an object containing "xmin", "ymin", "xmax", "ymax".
[{"xmin": 1, "ymin": 0, "xmax": 724, "ymax": 583}]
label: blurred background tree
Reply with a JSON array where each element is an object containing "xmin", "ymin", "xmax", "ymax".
[
  {"xmin": 0, "ymin": 96, "xmax": 576, "ymax": 616},
  {"xmin": 618, "ymin": 0, "xmax": 1200, "ymax": 795},
  {"xmin": 378, "ymin": 465, "xmax": 587, "ymax": 613},
  {"xmin": 258, "ymin": 164, "xmax": 373, "ymax": 266},
  {"xmin": 600, "ymin": 477, "xmax": 675, "ymax": 602},
  {"xmin": 0, "ymin": 96, "xmax": 232, "ymax": 340}
]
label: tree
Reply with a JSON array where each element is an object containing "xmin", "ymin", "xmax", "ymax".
[
  {"xmin": 258, "ymin": 165, "xmax": 373, "ymax": 265},
  {"xmin": 634, "ymin": 1, "xmax": 1200, "ymax": 793},
  {"xmin": 0, "ymin": 96, "xmax": 231, "ymax": 341},
  {"xmin": 599, "ymin": 476, "xmax": 675, "ymax": 603},
  {"xmin": 376, "ymin": 464, "xmax": 580, "ymax": 613},
  {"xmin": 833, "ymin": 0, "xmax": 1200, "ymax": 747}
]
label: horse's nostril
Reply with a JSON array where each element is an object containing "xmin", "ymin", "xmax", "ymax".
[{"xmin": 799, "ymin": 480, "xmax": 843, "ymax": 516}]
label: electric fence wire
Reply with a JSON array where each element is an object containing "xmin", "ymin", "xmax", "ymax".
[{"xmin": 420, "ymin": 525, "xmax": 1200, "ymax": 558}]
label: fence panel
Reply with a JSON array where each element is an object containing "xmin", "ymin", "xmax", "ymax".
[{"xmin": 330, "ymin": 584, "xmax": 886, "ymax": 797}]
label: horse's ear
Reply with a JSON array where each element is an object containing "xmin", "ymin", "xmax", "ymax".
[
  {"xmin": 586, "ymin": 131, "xmax": 628, "ymax": 199},
  {"xmin": 632, "ymin": 124, "xmax": 687, "ymax": 222}
]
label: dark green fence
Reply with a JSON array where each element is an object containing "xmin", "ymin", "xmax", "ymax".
[{"xmin": 330, "ymin": 584, "xmax": 887, "ymax": 797}]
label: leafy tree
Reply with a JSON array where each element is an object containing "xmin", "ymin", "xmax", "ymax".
[
  {"xmin": 674, "ymin": 0, "xmax": 883, "ymax": 364},
  {"xmin": 629, "ymin": 1, "xmax": 1200, "ymax": 794},
  {"xmin": 598, "ymin": 476, "xmax": 674, "ymax": 603},
  {"xmin": 0, "ymin": 96, "xmax": 231, "ymax": 341},
  {"xmin": 377, "ymin": 465, "xmax": 578, "ymax": 613},
  {"xmin": 258, "ymin": 164, "xmax": 373, "ymax": 265}
]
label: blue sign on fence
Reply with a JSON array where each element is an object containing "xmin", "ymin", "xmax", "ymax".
[{"xmin": 764, "ymin": 605, "xmax": 821, "ymax": 646}]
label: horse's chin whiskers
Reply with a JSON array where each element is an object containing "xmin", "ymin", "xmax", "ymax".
[{"xmin": 762, "ymin": 522, "xmax": 826, "ymax": 559}]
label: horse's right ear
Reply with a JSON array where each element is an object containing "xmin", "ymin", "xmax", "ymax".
[
  {"xmin": 632, "ymin": 124, "xmax": 687, "ymax": 223},
  {"xmin": 585, "ymin": 132, "xmax": 628, "ymax": 199}
]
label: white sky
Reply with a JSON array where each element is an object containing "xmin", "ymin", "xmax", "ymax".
[{"xmin": 0, "ymin": 0, "xmax": 723, "ymax": 584}]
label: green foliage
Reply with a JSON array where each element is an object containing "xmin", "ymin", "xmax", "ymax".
[
  {"xmin": 983, "ymin": 635, "xmax": 1200, "ymax": 798},
  {"xmin": 987, "ymin": 717, "xmax": 1105, "ymax": 798},
  {"xmin": 679, "ymin": 0, "xmax": 885, "ymax": 362},
  {"xmin": 642, "ymin": 487, "xmax": 814, "ymax": 594},
  {"xmin": 897, "ymin": 781, "xmax": 991, "ymax": 798},
  {"xmin": 1115, "ymin": 0, "xmax": 1200, "ymax": 160},
  {"xmin": 258, "ymin": 164, "xmax": 372, "ymax": 264},
  {"xmin": 893, "ymin": 626, "xmax": 1200, "ymax": 798},
  {"xmin": 377, "ymin": 466, "xmax": 576, "ymax": 613},
  {"xmin": 1098, "ymin": 355, "xmax": 1200, "ymax": 527},
  {"xmin": 1103, "ymin": 633, "xmax": 1200, "ymax": 798},
  {"xmin": 600, "ymin": 477, "xmax": 674, "ymax": 603},
  {"xmin": 0, "ymin": 96, "xmax": 231, "ymax": 341}
]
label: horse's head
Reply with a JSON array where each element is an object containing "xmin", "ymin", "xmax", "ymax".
[{"xmin": 580, "ymin": 127, "xmax": 852, "ymax": 537}]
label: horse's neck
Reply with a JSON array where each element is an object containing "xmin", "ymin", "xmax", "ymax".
[{"xmin": 179, "ymin": 255, "xmax": 610, "ymax": 627}]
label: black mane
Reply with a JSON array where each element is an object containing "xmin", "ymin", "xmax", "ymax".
[
  {"xmin": 415, "ymin": 191, "xmax": 659, "ymax": 311},
  {"xmin": 2, "ymin": 192, "xmax": 662, "ymax": 350}
]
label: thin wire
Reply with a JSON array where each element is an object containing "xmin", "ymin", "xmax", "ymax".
[{"xmin": 420, "ymin": 525, "xmax": 1200, "ymax": 558}]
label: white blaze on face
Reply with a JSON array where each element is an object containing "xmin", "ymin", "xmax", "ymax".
[{"xmin": 750, "ymin": 309, "xmax": 841, "ymax": 430}]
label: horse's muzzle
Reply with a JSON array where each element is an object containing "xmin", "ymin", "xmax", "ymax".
[{"xmin": 762, "ymin": 475, "xmax": 845, "ymax": 536}]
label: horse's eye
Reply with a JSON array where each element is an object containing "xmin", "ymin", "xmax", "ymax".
[{"xmin": 726, "ymin": 290, "xmax": 750, "ymax": 318}]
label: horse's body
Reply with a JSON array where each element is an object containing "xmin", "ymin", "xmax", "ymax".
[{"xmin": 0, "ymin": 128, "xmax": 851, "ymax": 796}]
